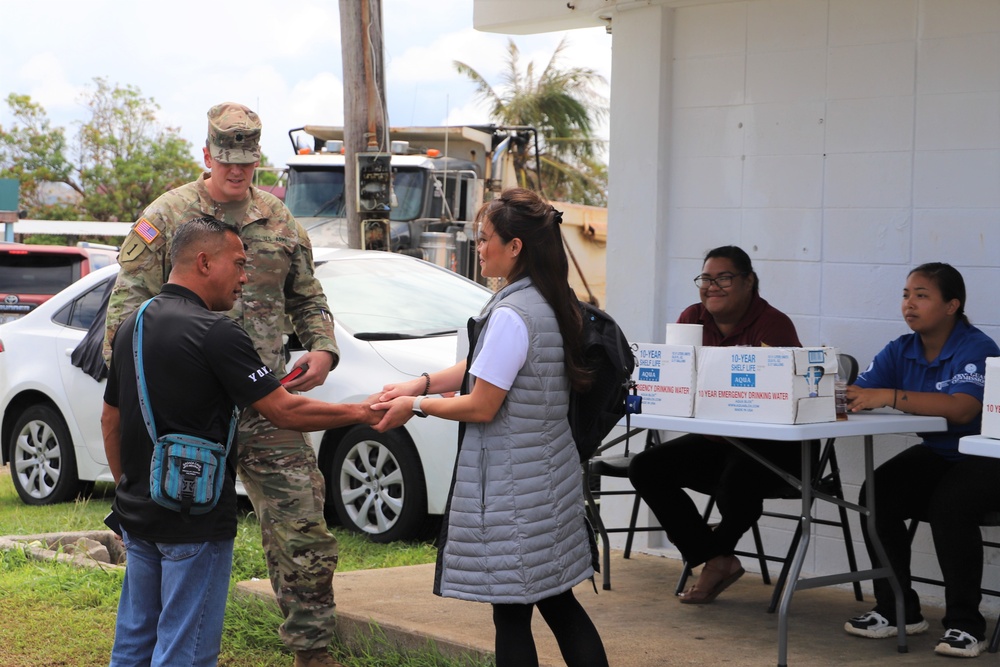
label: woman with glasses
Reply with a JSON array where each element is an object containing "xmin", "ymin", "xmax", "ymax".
[
  {"xmin": 842, "ymin": 263, "xmax": 1000, "ymax": 659},
  {"xmin": 628, "ymin": 245, "xmax": 801, "ymax": 604}
]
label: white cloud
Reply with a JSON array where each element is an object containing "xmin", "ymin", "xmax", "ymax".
[
  {"xmin": 387, "ymin": 27, "xmax": 509, "ymax": 85},
  {"xmin": 287, "ymin": 72, "xmax": 347, "ymax": 128},
  {"xmin": 383, "ymin": 0, "xmax": 474, "ymax": 41},
  {"xmin": 251, "ymin": 2, "xmax": 342, "ymax": 60},
  {"xmin": 0, "ymin": 0, "xmax": 611, "ymax": 172},
  {"xmin": 444, "ymin": 97, "xmax": 493, "ymax": 128},
  {"xmin": 15, "ymin": 53, "xmax": 83, "ymax": 115}
]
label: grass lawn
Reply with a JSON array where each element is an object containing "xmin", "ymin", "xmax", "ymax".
[{"xmin": 0, "ymin": 465, "xmax": 489, "ymax": 667}]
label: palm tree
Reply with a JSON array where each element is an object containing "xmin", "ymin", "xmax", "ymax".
[{"xmin": 454, "ymin": 37, "xmax": 608, "ymax": 206}]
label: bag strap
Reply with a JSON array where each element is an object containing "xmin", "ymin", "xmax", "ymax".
[
  {"xmin": 132, "ymin": 298, "xmax": 238, "ymax": 454},
  {"xmin": 132, "ymin": 299, "xmax": 159, "ymax": 443}
]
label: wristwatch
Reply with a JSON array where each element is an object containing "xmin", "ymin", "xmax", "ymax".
[{"xmin": 412, "ymin": 395, "xmax": 428, "ymax": 418}]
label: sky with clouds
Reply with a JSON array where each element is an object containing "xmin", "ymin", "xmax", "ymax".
[{"xmin": 0, "ymin": 0, "xmax": 611, "ymax": 167}]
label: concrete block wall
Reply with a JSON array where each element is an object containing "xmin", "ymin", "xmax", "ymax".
[
  {"xmin": 663, "ymin": 0, "xmax": 1000, "ymax": 357},
  {"xmin": 601, "ymin": 0, "xmax": 1000, "ymax": 612}
]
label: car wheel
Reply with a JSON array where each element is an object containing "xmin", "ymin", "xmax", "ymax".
[
  {"xmin": 327, "ymin": 426, "xmax": 428, "ymax": 543},
  {"xmin": 8, "ymin": 405, "xmax": 81, "ymax": 505}
]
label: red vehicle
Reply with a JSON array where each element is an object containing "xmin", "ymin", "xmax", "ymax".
[{"xmin": 0, "ymin": 243, "xmax": 118, "ymax": 323}]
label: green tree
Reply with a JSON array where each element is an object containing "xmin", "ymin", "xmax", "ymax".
[
  {"xmin": 0, "ymin": 94, "xmax": 77, "ymax": 219},
  {"xmin": 0, "ymin": 79, "xmax": 201, "ymax": 222},
  {"xmin": 75, "ymin": 78, "xmax": 202, "ymax": 221},
  {"xmin": 454, "ymin": 38, "xmax": 608, "ymax": 206}
]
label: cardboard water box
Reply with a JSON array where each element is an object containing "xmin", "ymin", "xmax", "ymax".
[
  {"xmin": 694, "ymin": 346, "xmax": 838, "ymax": 424},
  {"xmin": 980, "ymin": 357, "xmax": 1000, "ymax": 439},
  {"xmin": 631, "ymin": 342, "xmax": 697, "ymax": 417}
]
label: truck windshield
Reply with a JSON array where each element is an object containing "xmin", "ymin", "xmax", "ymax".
[
  {"xmin": 285, "ymin": 166, "xmax": 427, "ymax": 221},
  {"xmin": 285, "ymin": 167, "xmax": 347, "ymax": 218}
]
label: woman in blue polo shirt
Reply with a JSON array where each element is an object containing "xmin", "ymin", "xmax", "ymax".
[{"xmin": 843, "ymin": 262, "xmax": 1000, "ymax": 659}]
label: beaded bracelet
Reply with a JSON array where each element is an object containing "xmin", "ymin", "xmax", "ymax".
[{"xmin": 421, "ymin": 372, "xmax": 431, "ymax": 396}]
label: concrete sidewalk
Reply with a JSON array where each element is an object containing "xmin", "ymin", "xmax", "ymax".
[{"xmin": 236, "ymin": 550, "xmax": 963, "ymax": 666}]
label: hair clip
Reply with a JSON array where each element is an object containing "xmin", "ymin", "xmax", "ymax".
[{"xmin": 551, "ymin": 207, "xmax": 563, "ymax": 224}]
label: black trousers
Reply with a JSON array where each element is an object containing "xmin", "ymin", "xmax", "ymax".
[
  {"xmin": 492, "ymin": 588, "xmax": 608, "ymax": 667},
  {"xmin": 860, "ymin": 444, "xmax": 1000, "ymax": 639},
  {"xmin": 627, "ymin": 433, "xmax": 806, "ymax": 567}
]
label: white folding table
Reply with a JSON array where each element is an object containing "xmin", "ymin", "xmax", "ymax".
[
  {"xmin": 616, "ymin": 411, "xmax": 947, "ymax": 667},
  {"xmin": 959, "ymin": 434, "xmax": 1000, "ymax": 457}
]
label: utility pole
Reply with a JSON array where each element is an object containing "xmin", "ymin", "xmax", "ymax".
[{"xmin": 339, "ymin": 0, "xmax": 390, "ymax": 250}]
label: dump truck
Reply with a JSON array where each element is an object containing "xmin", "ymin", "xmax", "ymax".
[{"xmin": 281, "ymin": 124, "xmax": 607, "ymax": 305}]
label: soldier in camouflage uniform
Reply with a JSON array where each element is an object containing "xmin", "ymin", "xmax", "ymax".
[{"xmin": 104, "ymin": 103, "xmax": 344, "ymax": 667}]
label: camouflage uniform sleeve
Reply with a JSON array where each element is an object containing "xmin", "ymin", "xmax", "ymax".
[
  {"xmin": 284, "ymin": 216, "xmax": 340, "ymax": 364},
  {"xmin": 102, "ymin": 213, "xmax": 171, "ymax": 364}
]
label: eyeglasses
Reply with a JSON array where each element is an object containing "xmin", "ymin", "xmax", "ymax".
[{"xmin": 693, "ymin": 272, "xmax": 746, "ymax": 289}]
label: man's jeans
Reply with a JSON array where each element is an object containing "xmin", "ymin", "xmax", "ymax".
[{"xmin": 110, "ymin": 529, "xmax": 234, "ymax": 667}]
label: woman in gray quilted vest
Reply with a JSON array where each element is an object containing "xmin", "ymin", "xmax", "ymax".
[{"xmin": 373, "ymin": 188, "xmax": 608, "ymax": 667}]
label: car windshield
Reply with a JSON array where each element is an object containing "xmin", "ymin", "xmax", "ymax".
[
  {"xmin": 285, "ymin": 167, "xmax": 427, "ymax": 221},
  {"xmin": 316, "ymin": 255, "xmax": 490, "ymax": 336}
]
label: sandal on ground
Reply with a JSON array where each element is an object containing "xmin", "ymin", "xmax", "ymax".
[{"xmin": 679, "ymin": 560, "xmax": 745, "ymax": 605}]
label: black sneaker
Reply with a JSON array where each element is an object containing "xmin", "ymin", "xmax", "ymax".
[
  {"xmin": 844, "ymin": 610, "xmax": 929, "ymax": 638},
  {"xmin": 935, "ymin": 629, "xmax": 985, "ymax": 658}
]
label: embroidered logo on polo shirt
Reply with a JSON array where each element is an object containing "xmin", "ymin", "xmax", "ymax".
[{"xmin": 936, "ymin": 364, "xmax": 985, "ymax": 391}]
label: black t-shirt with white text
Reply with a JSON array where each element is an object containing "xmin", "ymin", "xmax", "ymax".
[{"xmin": 105, "ymin": 283, "xmax": 281, "ymax": 542}]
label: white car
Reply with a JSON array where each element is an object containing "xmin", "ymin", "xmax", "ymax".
[{"xmin": 0, "ymin": 248, "xmax": 492, "ymax": 542}]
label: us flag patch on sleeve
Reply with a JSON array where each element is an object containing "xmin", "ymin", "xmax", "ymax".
[{"xmin": 135, "ymin": 218, "xmax": 160, "ymax": 244}]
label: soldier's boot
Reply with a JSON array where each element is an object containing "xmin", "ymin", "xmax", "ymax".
[{"xmin": 294, "ymin": 648, "xmax": 345, "ymax": 667}]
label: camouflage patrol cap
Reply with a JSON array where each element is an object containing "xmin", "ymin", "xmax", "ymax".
[{"xmin": 207, "ymin": 102, "xmax": 261, "ymax": 164}]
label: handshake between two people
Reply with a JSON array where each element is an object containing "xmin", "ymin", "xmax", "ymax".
[
  {"xmin": 264, "ymin": 353, "xmax": 403, "ymax": 433},
  {"xmin": 277, "ymin": 354, "xmax": 456, "ymax": 434},
  {"xmin": 364, "ymin": 374, "xmax": 439, "ymax": 433}
]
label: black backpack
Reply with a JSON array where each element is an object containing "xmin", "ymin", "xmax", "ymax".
[{"xmin": 568, "ymin": 301, "xmax": 636, "ymax": 462}]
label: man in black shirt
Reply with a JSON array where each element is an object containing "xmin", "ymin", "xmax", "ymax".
[{"xmin": 102, "ymin": 217, "xmax": 376, "ymax": 667}]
